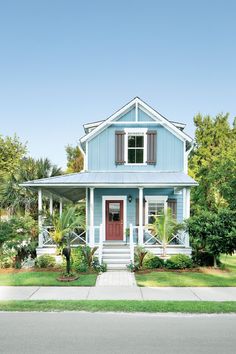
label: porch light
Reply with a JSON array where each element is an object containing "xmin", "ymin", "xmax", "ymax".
[{"xmin": 128, "ymin": 195, "xmax": 132, "ymax": 203}]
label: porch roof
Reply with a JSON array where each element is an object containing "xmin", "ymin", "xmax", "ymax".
[{"xmin": 21, "ymin": 171, "xmax": 197, "ymax": 191}]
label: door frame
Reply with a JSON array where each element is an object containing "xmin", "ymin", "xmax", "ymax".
[{"xmin": 102, "ymin": 196, "xmax": 127, "ymax": 241}]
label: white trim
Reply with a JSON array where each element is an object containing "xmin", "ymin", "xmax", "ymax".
[
  {"xmin": 80, "ymin": 97, "xmax": 192, "ymax": 144},
  {"xmin": 23, "ymin": 183, "xmax": 197, "ymax": 188},
  {"xmin": 185, "ymin": 188, "xmax": 190, "ymax": 219},
  {"xmin": 89, "ymin": 188, "xmax": 95, "ymax": 246},
  {"xmin": 135, "ymin": 99, "xmax": 138, "ymax": 122},
  {"xmin": 59, "ymin": 198, "xmax": 63, "ymax": 217},
  {"xmin": 102, "ymin": 196, "xmax": 127, "ymax": 242},
  {"xmin": 183, "ymin": 188, "xmax": 186, "ymax": 220},
  {"xmin": 49, "ymin": 194, "xmax": 53, "ymax": 215},
  {"xmin": 85, "ymin": 141, "xmax": 88, "ymax": 171},
  {"xmin": 145, "ymin": 195, "xmax": 168, "ymax": 225},
  {"xmin": 138, "ymin": 187, "xmax": 144, "ymax": 244},
  {"xmin": 124, "ymin": 128, "xmax": 147, "ymax": 165}
]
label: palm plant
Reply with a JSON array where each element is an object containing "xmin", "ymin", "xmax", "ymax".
[
  {"xmin": 50, "ymin": 207, "xmax": 85, "ymax": 275},
  {"xmin": 0, "ymin": 157, "xmax": 62, "ymax": 216},
  {"xmin": 148, "ymin": 208, "xmax": 183, "ymax": 257}
]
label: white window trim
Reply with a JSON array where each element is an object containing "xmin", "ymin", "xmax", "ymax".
[
  {"xmin": 102, "ymin": 196, "xmax": 127, "ymax": 241},
  {"xmin": 145, "ymin": 196, "xmax": 168, "ymax": 225},
  {"xmin": 124, "ymin": 128, "xmax": 147, "ymax": 165}
]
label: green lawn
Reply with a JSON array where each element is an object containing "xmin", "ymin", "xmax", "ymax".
[
  {"xmin": 0, "ymin": 300, "xmax": 235, "ymax": 313},
  {"xmin": 0, "ymin": 271, "xmax": 97, "ymax": 286},
  {"xmin": 136, "ymin": 254, "xmax": 236, "ymax": 287}
]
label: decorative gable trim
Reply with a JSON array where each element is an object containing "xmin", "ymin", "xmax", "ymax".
[{"xmin": 80, "ymin": 97, "xmax": 192, "ymax": 144}]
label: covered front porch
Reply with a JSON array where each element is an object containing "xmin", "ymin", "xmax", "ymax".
[{"xmin": 21, "ymin": 171, "xmax": 196, "ymax": 266}]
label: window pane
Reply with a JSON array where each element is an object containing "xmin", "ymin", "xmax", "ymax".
[
  {"xmin": 136, "ymin": 135, "xmax": 144, "ymax": 147},
  {"xmin": 128, "ymin": 149, "xmax": 135, "ymax": 163},
  {"xmin": 109, "ymin": 203, "xmax": 120, "ymax": 222},
  {"xmin": 136, "ymin": 149, "xmax": 144, "ymax": 163},
  {"xmin": 128, "ymin": 136, "xmax": 135, "ymax": 147},
  {"xmin": 148, "ymin": 201, "xmax": 164, "ymax": 223}
]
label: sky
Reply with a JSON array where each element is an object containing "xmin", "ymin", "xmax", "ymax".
[{"xmin": 0, "ymin": 0, "xmax": 235, "ymax": 169}]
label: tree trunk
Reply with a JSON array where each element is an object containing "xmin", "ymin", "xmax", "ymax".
[{"xmin": 213, "ymin": 255, "xmax": 217, "ymax": 268}]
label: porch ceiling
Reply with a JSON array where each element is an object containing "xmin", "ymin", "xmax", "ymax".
[{"xmin": 27, "ymin": 186, "xmax": 86, "ymax": 202}]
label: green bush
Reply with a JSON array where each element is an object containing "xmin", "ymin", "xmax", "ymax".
[
  {"xmin": 35, "ymin": 254, "xmax": 56, "ymax": 268},
  {"xmin": 143, "ymin": 254, "xmax": 164, "ymax": 269},
  {"xmin": 0, "ymin": 246, "xmax": 17, "ymax": 268},
  {"xmin": 0, "ymin": 215, "xmax": 38, "ymax": 268},
  {"xmin": 165, "ymin": 254, "xmax": 193, "ymax": 269},
  {"xmin": 92, "ymin": 258, "xmax": 107, "ymax": 273},
  {"xmin": 134, "ymin": 246, "xmax": 148, "ymax": 269}
]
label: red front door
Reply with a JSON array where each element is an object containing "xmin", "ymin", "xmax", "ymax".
[{"xmin": 106, "ymin": 200, "xmax": 124, "ymax": 240}]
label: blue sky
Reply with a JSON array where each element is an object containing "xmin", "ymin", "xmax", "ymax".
[{"xmin": 0, "ymin": 0, "xmax": 235, "ymax": 168}]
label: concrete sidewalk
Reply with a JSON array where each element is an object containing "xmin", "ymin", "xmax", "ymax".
[{"xmin": 1, "ymin": 286, "xmax": 236, "ymax": 301}]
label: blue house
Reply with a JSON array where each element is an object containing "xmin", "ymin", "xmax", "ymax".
[{"xmin": 23, "ymin": 97, "xmax": 197, "ymax": 269}]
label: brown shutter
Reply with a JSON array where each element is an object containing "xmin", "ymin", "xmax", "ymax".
[
  {"xmin": 115, "ymin": 131, "xmax": 125, "ymax": 164},
  {"xmin": 136, "ymin": 198, "xmax": 145, "ymax": 226},
  {"xmin": 147, "ymin": 130, "xmax": 157, "ymax": 164},
  {"xmin": 167, "ymin": 199, "xmax": 177, "ymax": 219}
]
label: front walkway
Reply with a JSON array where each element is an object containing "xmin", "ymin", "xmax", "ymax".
[
  {"xmin": 96, "ymin": 271, "xmax": 137, "ymax": 287},
  {"xmin": 1, "ymin": 286, "xmax": 236, "ymax": 301}
]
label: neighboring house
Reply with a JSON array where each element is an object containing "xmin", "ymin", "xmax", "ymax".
[{"xmin": 22, "ymin": 97, "xmax": 197, "ymax": 270}]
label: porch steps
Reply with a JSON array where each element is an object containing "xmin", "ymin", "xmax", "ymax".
[{"xmin": 102, "ymin": 243, "xmax": 131, "ymax": 271}]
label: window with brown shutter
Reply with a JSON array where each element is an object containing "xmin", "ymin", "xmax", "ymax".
[
  {"xmin": 115, "ymin": 131, "xmax": 125, "ymax": 164},
  {"xmin": 167, "ymin": 199, "xmax": 177, "ymax": 219},
  {"xmin": 147, "ymin": 130, "xmax": 157, "ymax": 164}
]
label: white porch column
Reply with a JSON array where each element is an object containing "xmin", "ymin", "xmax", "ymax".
[
  {"xmin": 59, "ymin": 198, "xmax": 63, "ymax": 217},
  {"xmin": 183, "ymin": 187, "xmax": 190, "ymax": 247},
  {"xmin": 49, "ymin": 194, "xmax": 53, "ymax": 216},
  {"xmin": 38, "ymin": 188, "xmax": 43, "ymax": 247},
  {"xmin": 138, "ymin": 187, "xmax": 144, "ymax": 245},
  {"xmin": 85, "ymin": 188, "xmax": 88, "ymax": 243},
  {"xmin": 89, "ymin": 187, "xmax": 95, "ymax": 247}
]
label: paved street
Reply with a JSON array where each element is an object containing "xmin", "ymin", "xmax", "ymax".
[
  {"xmin": 1, "ymin": 285, "xmax": 236, "ymax": 301},
  {"xmin": 0, "ymin": 312, "xmax": 236, "ymax": 353}
]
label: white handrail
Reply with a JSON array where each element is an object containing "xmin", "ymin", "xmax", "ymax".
[
  {"xmin": 129, "ymin": 224, "xmax": 134, "ymax": 263},
  {"xmin": 99, "ymin": 224, "xmax": 103, "ymax": 264}
]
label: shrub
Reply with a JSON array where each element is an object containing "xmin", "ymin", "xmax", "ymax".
[
  {"xmin": 0, "ymin": 246, "xmax": 17, "ymax": 268},
  {"xmin": 165, "ymin": 254, "xmax": 193, "ymax": 269},
  {"xmin": 81, "ymin": 245, "xmax": 98, "ymax": 268},
  {"xmin": 0, "ymin": 215, "xmax": 38, "ymax": 267},
  {"xmin": 92, "ymin": 258, "xmax": 107, "ymax": 273},
  {"xmin": 143, "ymin": 254, "xmax": 164, "ymax": 269},
  {"xmin": 134, "ymin": 246, "xmax": 148, "ymax": 269},
  {"xmin": 126, "ymin": 261, "xmax": 137, "ymax": 272},
  {"xmin": 35, "ymin": 254, "xmax": 56, "ymax": 268}
]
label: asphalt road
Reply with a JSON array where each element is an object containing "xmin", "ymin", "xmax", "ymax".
[{"xmin": 0, "ymin": 312, "xmax": 236, "ymax": 354}]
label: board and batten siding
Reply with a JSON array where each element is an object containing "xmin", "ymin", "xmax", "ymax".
[
  {"xmin": 87, "ymin": 188, "xmax": 183, "ymax": 242},
  {"xmin": 88, "ymin": 123, "xmax": 184, "ymax": 171}
]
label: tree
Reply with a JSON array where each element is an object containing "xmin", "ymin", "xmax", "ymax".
[
  {"xmin": 51, "ymin": 207, "xmax": 85, "ymax": 275},
  {"xmin": 148, "ymin": 208, "xmax": 183, "ymax": 257},
  {"xmin": 65, "ymin": 144, "xmax": 84, "ymax": 173},
  {"xmin": 187, "ymin": 209, "xmax": 236, "ymax": 267},
  {"xmin": 0, "ymin": 157, "xmax": 62, "ymax": 216},
  {"xmin": 189, "ymin": 113, "xmax": 236, "ymax": 213},
  {"xmin": 0, "ymin": 134, "xmax": 26, "ymax": 178}
]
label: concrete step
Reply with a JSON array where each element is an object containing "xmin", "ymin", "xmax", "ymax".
[
  {"xmin": 103, "ymin": 254, "xmax": 130, "ymax": 259},
  {"xmin": 103, "ymin": 259, "xmax": 130, "ymax": 264},
  {"xmin": 103, "ymin": 248, "xmax": 130, "ymax": 254},
  {"xmin": 106, "ymin": 264, "xmax": 128, "ymax": 270}
]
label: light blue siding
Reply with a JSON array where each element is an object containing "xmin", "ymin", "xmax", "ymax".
[
  {"xmin": 118, "ymin": 108, "xmax": 136, "ymax": 121},
  {"xmin": 138, "ymin": 108, "xmax": 155, "ymax": 122},
  {"xmin": 89, "ymin": 188, "xmax": 183, "ymax": 242},
  {"xmin": 88, "ymin": 124, "xmax": 184, "ymax": 171}
]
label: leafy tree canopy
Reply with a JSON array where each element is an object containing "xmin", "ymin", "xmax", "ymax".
[
  {"xmin": 65, "ymin": 144, "xmax": 84, "ymax": 173},
  {"xmin": 189, "ymin": 113, "xmax": 236, "ymax": 213},
  {"xmin": 0, "ymin": 134, "xmax": 26, "ymax": 177}
]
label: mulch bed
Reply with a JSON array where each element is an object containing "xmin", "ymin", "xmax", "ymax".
[{"xmin": 56, "ymin": 275, "xmax": 79, "ymax": 282}]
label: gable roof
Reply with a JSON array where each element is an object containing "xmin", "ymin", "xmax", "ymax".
[{"xmin": 80, "ymin": 97, "xmax": 192, "ymax": 144}]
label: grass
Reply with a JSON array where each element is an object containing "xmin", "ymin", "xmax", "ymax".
[
  {"xmin": 0, "ymin": 300, "xmax": 236, "ymax": 313},
  {"xmin": 0, "ymin": 271, "xmax": 97, "ymax": 286},
  {"xmin": 136, "ymin": 254, "xmax": 236, "ymax": 287}
]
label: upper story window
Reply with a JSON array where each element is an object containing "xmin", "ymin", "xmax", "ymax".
[
  {"xmin": 125, "ymin": 128, "xmax": 147, "ymax": 165},
  {"xmin": 115, "ymin": 128, "xmax": 156, "ymax": 166},
  {"xmin": 128, "ymin": 134, "xmax": 144, "ymax": 164}
]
